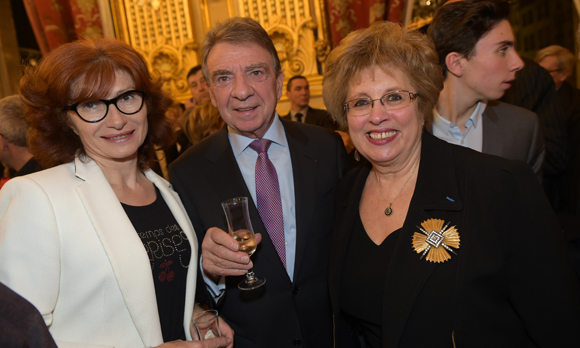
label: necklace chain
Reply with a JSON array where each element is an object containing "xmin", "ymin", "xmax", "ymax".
[{"xmin": 374, "ymin": 165, "xmax": 418, "ymax": 216}]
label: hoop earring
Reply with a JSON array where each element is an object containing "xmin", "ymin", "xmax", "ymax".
[{"xmin": 354, "ymin": 149, "xmax": 360, "ymax": 162}]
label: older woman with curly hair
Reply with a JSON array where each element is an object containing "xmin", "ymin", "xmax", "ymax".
[
  {"xmin": 323, "ymin": 21, "xmax": 580, "ymax": 347},
  {"xmin": 0, "ymin": 38, "xmax": 232, "ymax": 348}
]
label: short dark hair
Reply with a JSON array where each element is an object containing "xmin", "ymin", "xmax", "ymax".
[
  {"xmin": 187, "ymin": 65, "xmax": 202, "ymax": 79},
  {"xmin": 428, "ymin": 0, "xmax": 511, "ymax": 77},
  {"xmin": 19, "ymin": 38, "xmax": 176, "ymax": 170},
  {"xmin": 201, "ymin": 17, "xmax": 281, "ymax": 85},
  {"xmin": 286, "ymin": 75, "xmax": 307, "ymax": 91}
]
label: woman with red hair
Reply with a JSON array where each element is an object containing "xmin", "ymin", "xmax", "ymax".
[{"xmin": 0, "ymin": 38, "xmax": 232, "ymax": 348}]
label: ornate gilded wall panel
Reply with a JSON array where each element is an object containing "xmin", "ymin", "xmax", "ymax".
[
  {"xmin": 110, "ymin": 0, "xmax": 199, "ymax": 101},
  {"xmin": 109, "ymin": 0, "xmax": 331, "ymax": 107},
  {"xmin": 238, "ymin": 0, "xmax": 331, "ymax": 80}
]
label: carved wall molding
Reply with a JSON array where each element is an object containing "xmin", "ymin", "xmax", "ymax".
[
  {"xmin": 238, "ymin": 0, "xmax": 331, "ymax": 80},
  {"xmin": 109, "ymin": 0, "xmax": 330, "ymax": 103},
  {"xmin": 110, "ymin": 0, "xmax": 199, "ymax": 101}
]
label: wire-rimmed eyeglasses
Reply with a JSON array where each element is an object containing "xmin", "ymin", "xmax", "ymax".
[
  {"xmin": 344, "ymin": 90, "xmax": 419, "ymax": 116},
  {"xmin": 65, "ymin": 90, "xmax": 146, "ymax": 123}
]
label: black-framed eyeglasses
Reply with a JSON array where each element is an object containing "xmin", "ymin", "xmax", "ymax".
[
  {"xmin": 344, "ymin": 90, "xmax": 419, "ymax": 116},
  {"xmin": 65, "ymin": 90, "xmax": 146, "ymax": 123}
]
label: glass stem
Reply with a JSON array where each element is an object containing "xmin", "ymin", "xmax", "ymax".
[{"xmin": 245, "ymin": 268, "xmax": 257, "ymax": 284}]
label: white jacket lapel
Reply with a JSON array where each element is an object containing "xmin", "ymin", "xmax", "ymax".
[{"xmin": 73, "ymin": 158, "xmax": 163, "ymax": 346}]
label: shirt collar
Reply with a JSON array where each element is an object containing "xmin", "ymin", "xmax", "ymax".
[
  {"xmin": 433, "ymin": 101, "xmax": 487, "ymax": 133},
  {"xmin": 290, "ymin": 106, "xmax": 309, "ymax": 118},
  {"xmin": 228, "ymin": 113, "xmax": 288, "ymax": 157}
]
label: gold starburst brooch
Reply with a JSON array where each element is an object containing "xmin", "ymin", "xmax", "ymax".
[{"xmin": 412, "ymin": 218, "xmax": 460, "ymax": 263}]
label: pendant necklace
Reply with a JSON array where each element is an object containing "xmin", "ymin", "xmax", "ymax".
[{"xmin": 374, "ymin": 165, "xmax": 418, "ymax": 216}]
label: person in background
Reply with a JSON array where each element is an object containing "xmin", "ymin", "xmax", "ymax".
[
  {"xmin": 534, "ymin": 45, "xmax": 580, "ymax": 216},
  {"xmin": 185, "ymin": 65, "xmax": 211, "ymax": 109},
  {"xmin": 182, "ymin": 101, "xmax": 224, "ymax": 146},
  {"xmin": 323, "ymin": 20, "xmax": 580, "ymax": 348},
  {"xmin": 282, "ymin": 75, "xmax": 356, "ymax": 162},
  {"xmin": 169, "ymin": 17, "xmax": 348, "ymax": 347},
  {"xmin": 427, "ymin": 0, "xmax": 544, "ymax": 180},
  {"xmin": 0, "ymin": 38, "xmax": 232, "ymax": 348},
  {"xmin": 0, "ymin": 95, "xmax": 42, "ymax": 181},
  {"xmin": 282, "ymin": 75, "xmax": 337, "ymax": 130},
  {"xmin": 536, "ymin": 45, "xmax": 578, "ymax": 92}
]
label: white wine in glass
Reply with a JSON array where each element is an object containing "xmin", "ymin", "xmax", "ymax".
[
  {"xmin": 232, "ymin": 229, "xmax": 258, "ymax": 256},
  {"xmin": 221, "ymin": 197, "xmax": 266, "ymax": 290}
]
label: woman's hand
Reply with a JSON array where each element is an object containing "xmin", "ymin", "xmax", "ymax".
[
  {"xmin": 156, "ymin": 337, "xmax": 232, "ymax": 348},
  {"xmin": 189, "ymin": 304, "xmax": 234, "ymax": 348}
]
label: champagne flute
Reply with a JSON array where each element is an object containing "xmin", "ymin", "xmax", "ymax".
[{"xmin": 221, "ymin": 197, "xmax": 266, "ymax": 290}]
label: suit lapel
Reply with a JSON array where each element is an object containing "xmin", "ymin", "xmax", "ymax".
[
  {"xmin": 381, "ymin": 132, "xmax": 464, "ymax": 347},
  {"xmin": 73, "ymin": 158, "xmax": 162, "ymax": 346},
  {"xmin": 281, "ymin": 119, "xmax": 317, "ymax": 281},
  {"xmin": 482, "ymin": 102, "xmax": 502, "ymax": 156},
  {"xmin": 203, "ymin": 128, "xmax": 253, "ymax": 227}
]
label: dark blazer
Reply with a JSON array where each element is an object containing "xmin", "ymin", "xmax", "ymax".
[
  {"xmin": 330, "ymin": 131, "xmax": 580, "ymax": 348},
  {"xmin": 481, "ymin": 101, "xmax": 544, "ymax": 179},
  {"xmin": 549, "ymin": 81, "xmax": 580, "ymax": 215},
  {"xmin": 14, "ymin": 158, "xmax": 43, "ymax": 177},
  {"xmin": 0, "ymin": 282, "xmax": 57, "ymax": 348},
  {"xmin": 501, "ymin": 57, "xmax": 568, "ymax": 177},
  {"xmin": 282, "ymin": 106, "xmax": 338, "ymax": 131},
  {"xmin": 169, "ymin": 118, "xmax": 348, "ymax": 348}
]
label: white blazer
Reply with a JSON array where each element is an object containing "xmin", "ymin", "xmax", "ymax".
[{"xmin": 0, "ymin": 157, "xmax": 198, "ymax": 348}]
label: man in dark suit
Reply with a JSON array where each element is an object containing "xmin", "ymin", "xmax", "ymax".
[
  {"xmin": 281, "ymin": 75, "xmax": 337, "ymax": 131},
  {"xmin": 169, "ymin": 17, "xmax": 348, "ymax": 347},
  {"xmin": 282, "ymin": 75, "xmax": 357, "ymax": 165},
  {"xmin": 427, "ymin": 0, "xmax": 544, "ymax": 180},
  {"xmin": 0, "ymin": 282, "xmax": 57, "ymax": 347}
]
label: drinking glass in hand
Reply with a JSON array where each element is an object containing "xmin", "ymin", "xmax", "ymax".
[
  {"xmin": 192, "ymin": 310, "xmax": 222, "ymax": 340},
  {"xmin": 221, "ymin": 197, "xmax": 266, "ymax": 290}
]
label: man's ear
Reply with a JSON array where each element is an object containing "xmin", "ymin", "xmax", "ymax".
[
  {"xmin": 445, "ymin": 52, "xmax": 464, "ymax": 78},
  {"xmin": 276, "ymin": 71, "xmax": 284, "ymax": 101},
  {"xmin": 560, "ymin": 68, "xmax": 572, "ymax": 83}
]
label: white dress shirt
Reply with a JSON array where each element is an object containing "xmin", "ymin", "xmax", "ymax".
[
  {"xmin": 432, "ymin": 101, "xmax": 487, "ymax": 152},
  {"xmin": 204, "ymin": 115, "xmax": 298, "ymax": 298}
]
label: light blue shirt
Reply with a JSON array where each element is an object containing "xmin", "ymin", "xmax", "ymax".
[
  {"xmin": 203, "ymin": 115, "xmax": 297, "ymax": 298},
  {"xmin": 432, "ymin": 101, "xmax": 486, "ymax": 152}
]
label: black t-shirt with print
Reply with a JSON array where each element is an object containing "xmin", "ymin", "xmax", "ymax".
[{"xmin": 122, "ymin": 187, "xmax": 191, "ymax": 342}]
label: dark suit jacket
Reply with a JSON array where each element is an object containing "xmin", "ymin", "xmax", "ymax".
[
  {"xmin": 330, "ymin": 131, "xmax": 580, "ymax": 348},
  {"xmin": 0, "ymin": 282, "xmax": 57, "ymax": 348},
  {"xmin": 14, "ymin": 158, "xmax": 43, "ymax": 177},
  {"xmin": 169, "ymin": 118, "xmax": 348, "ymax": 347},
  {"xmin": 550, "ymin": 81, "xmax": 580, "ymax": 215},
  {"xmin": 501, "ymin": 57, "xmax": 568, "ymax": 177},
  {"xmin": 480, "ymin": 101, "xmax": 545, "ymax": 180},
  {"xmin": 282, "ymin": 106, "xmax": 338, "ymax": 131}
]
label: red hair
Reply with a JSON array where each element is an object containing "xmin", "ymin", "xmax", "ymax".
[{"xmin": 20, "ymin": 38, "xmax": 176, "ymax": 170}]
